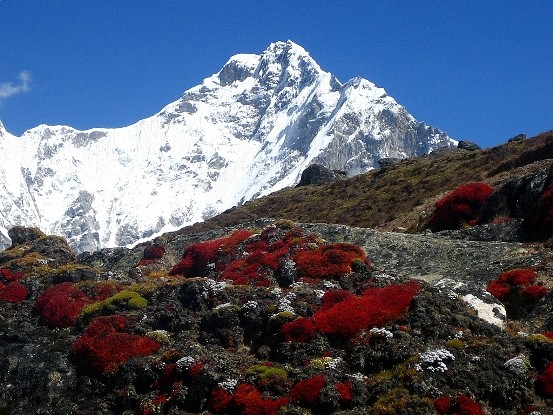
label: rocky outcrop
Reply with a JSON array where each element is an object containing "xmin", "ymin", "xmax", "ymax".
[
  {"xmin": 296, "ymin": 164, "xmax": 347, "ymax": 186},
  {"xmin": 509, "ymin": 133, "xmax": 527, "ymax": 142},
  {"xmin": 377, "ymin": 157, "xmax": 402, "ymax": 169},
  {"xmin": 457, "ymin": 140, "xmax": 481, "ymax": 151},
  {"xmin": 480, "ymin": 162, "xmax": 553, "ymax": 228}
]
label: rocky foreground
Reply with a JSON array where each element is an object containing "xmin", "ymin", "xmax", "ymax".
[
  {"xmin": 0, "ymin": 214, "xmax": 551, "ymax": 414},
  {"xmin": 0, "ymin": 146, "xmax": 552, "ymax": 414}
]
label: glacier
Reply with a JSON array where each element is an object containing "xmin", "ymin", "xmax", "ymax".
[{"xmin": 0, "ymin": 40, "xmax": 455, "ymax": 253}]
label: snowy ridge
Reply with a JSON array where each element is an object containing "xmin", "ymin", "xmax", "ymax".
[{"xmin": 0, "ymin": 41, "xmax": 455, "ymax": 252}]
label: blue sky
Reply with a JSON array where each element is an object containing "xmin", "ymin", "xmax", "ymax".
[{"xmin": 1, "ymin": 1, "xmax": 551, "ymax": 148}]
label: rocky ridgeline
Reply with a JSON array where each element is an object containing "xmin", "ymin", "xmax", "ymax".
[{"xmin": 0, "ymin": 157, "xmax": 552, "ymax": 414}]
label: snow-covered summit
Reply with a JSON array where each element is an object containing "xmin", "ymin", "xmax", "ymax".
[{"xmin": 0, "ymin": 41, "xmax": 455, "ymax": 252}]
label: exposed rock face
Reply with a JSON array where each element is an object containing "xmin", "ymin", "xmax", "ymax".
[
  {"xmin": 509, "ymin": 133, "xmax": 527, "ymax": 142},
  {"xmin": 0, "ymin": 41, "xmax": 455, "ymax": 253},
  {"xmin": 296, "ymin": 164, "xmax": 347, "ymax": 186},
  {"xmin": 481, "ymin": 162, "xmax": 553, "ymax": 222},
  {"xmin": 457, "ymin": 140, "xmax": 481, "ymax": 151},
  {"xmin": 7, "ymin": 226, "xmax": 45, "ymax": 245},
  {"xmin": 377, "ymin": 157, "xmax": 402, "ymax": 169}
]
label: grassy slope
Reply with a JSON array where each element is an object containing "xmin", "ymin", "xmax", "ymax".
[{"xmin": 174, "ymin": 131, "xmax": 553, "ymax": 236}]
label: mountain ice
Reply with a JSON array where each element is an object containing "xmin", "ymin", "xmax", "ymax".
[{"xmin": 0, "ymin": 41, "xmax": 455, "ymax": 253}]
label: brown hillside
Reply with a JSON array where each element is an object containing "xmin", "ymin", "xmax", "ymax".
[{"xmin": 174, "ymin": 131, "xmax": 553, "ymax": 236}]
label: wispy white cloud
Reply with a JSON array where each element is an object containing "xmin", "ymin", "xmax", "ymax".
[{"xmin": 0, "ymin": 71, "xmax": 32, "ymax": 101}]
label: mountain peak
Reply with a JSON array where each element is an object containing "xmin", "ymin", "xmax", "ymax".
[
  {"xmin": 265, "ymin": 39, "xmax": 309, "ymax": 57},
  {"xmin": 216, "ymin": 41, "xmax": 316, "ymax": 89},
  {"xmin": 0, "ymin": 41, "xmax": 454, "ymax": 253}
]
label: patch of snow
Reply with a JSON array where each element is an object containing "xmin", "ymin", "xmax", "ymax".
[{"xmin": 462, "ymin": 294, "xmax": 506, "ymax": 329}]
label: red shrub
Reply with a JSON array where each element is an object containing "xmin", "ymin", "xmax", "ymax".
[
  {"xmin": 209, "ymin": 388, "xmax": 233, "ymax": 413},
  {"xmin": 290, "ymin": 375, "xmax": 326, "ymax": 408},
  {"xmin": 500, "ymin": 269, "xmax": 538, "ymax": 286},
  {"xmin": 521, "ymin": 285, "xmax": 548, "ymax": 304},
  {"xmin": 314, "ymin": 281, "xmax": 420, "ymax": 338},
  {"xmin": 170, "ymin": 225, "xmax": 373, "ymax": 289},
  {"xmin": 281, "ymin": 317, "xmax": 315, "ymax": 342},
  {"xmin": 336, "ymin": 382, "xmax": 353, "ymax": 404},
  {"xmin": 0, "ymin": 281, "xmax": 29, "ymax": 303},
  {"xmin": 245, "ymin": 238, "xmax": 286, "ymax": 271},
  {"xmin": 434, "ymin": 397, "xmax": 452, "ymax": 414},
  {"xmin": 434, "ymin": 395, "xmax": 485, "ymax": 415},
  {"xmin": 541, "ymin": 332, "xmax": 553, "ymax": 340},
  {"xmin": 219, "ymin": 227, "xmax": 319, "ymax": 286},
  {"xmin": 221, "ymin": 259, "xmax": 270, "ymax": 287},
  {"xmin": 186, "ymin": 362, "xmax": 205, "ymax": 380},
  {"xmin": 231, "ymin": 383, "xmax": 289, "ymax": 415},
  {"xmin": 427, "ymin": 182, "xmax": 493, "ymax": 231},
  {"xmin": 0, "ymin": 268, "xmax": 25, "ymax": 282},
  {"xmin": 486, "ymin": 279, "xmax": 511, "ymax": 301},
  {"xmin": 152, "ymin": 363, "xmax": 179, "ymax": 392},
  {"xmin": 536, "ymin": 362, "xmax": 553, "ymax": 398},
  {"xmin": 487, "ymin": 269, "xmax": 547, "ymax": 307},
  {"xmin": 320, "ymin": 290, "xmax": 356, "ymax": 310},
  {"xmin": 522, "ymin": 185, "xmax": 553, "ymax": 240},
  {"xmin": 35, "ymin": 282, "xmax": 93, "ymax": 328},
  {"xmin": 72, "ymin": 315, "xmax": 160, "ymax": 375},
  {"xmin": 94, "ymin": 281, "xmax": 123, "ymax": 301},
  {"xmin": 143, "ymin": 244, "xmax": 166, "ymax": 260},
  {"xmin": 491, "ymin": 216, "xmax": 513, "ymax": 225},
  {"xmin": 170, "ymin": 230, "xmax": 252, "ymax": 277},
  {"xmin": 453, "ymin": 395, "xmax": 486, "ymax": 415},
  {"xmin": 293, "ymin": 243, "xmax": 372, "ymax": 280}
]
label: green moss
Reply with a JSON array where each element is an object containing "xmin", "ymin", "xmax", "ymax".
[
  {"xmin": 261, "ymin": 367, "xmax": 287, "ymax": 379},
  {"xmin": 128, "ymin": 295, "xmax": 148, "ymax": 309},
  {"xmin": 109, "ymin": 290, "xmax": 141, "ymax": 303},
  {"xmin": 246, "ymin": 364, "xmax": 287, "ymax": 379},
  {"xmin": 81, "ymin": 289, "xmax": 148, "ymax": 316},
  {"xmin": 526, "ymin": 334, "xmax": 553, "ymax": 344},
  {"xmin": 54, "ymin": 263, "xmax": 95, "ymax": 273},
  {"xmin": 269, "ymin": 310, "xmax": 295, "ymax": 321},
  {"xmin": 370, "ymin": 387, "xmax": 433, "ymax": 415},
  {"xmin": 266, "ymin": 304, "xmax": 277, "ymax": 314},
  {"xmin": 80, "ymin": 301, "xmax": 103, "ymax": 316},
  {"xmin": 273, "ymin": 219, "xmax": 296, "ymax": 229},
  {"xmin": 5, "ymin": 252, "xmax": 48, "ymax": 268},
  {"xmin": 146, "ymin": 330, "xmax": 171, "ymax": 343},
  {"xmin": 309, "ymin": 357, "xmax": 334, "ymax": 370},
  {"xmin": 445, "ymin": 338, "xmax": 465, "ymax": 349}
]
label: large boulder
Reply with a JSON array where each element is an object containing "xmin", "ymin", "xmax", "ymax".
[
  {"xmin": 296, "ymin": 164, "xmax": 347, "ymax": 186},
  {"xmin": 457, "ymin": 140, "xmax": 481, "ymax": 151},
  {"xmin": 377, "ymin": 158, "xmax": 402, "ymax": 169},
  {"xmin": 480, "ymin": 163, "xmax": 553, "ymax": 222},
  {"xmin": 508, "ymin": 133, "xmax": 526, "ymax": 142},
  {"xmin": 8, "ymin": 226, "xmax": 46, "ymax": 246}
]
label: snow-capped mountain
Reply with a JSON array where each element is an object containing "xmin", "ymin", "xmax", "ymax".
[{"xmin": 0, "ymin": 41, "xmax": 455, "ymax": 253}]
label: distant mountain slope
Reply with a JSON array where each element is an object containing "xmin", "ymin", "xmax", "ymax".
[{"xmin": 0, "ymin": 41, "xmax": 454, "ymax": 253}]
